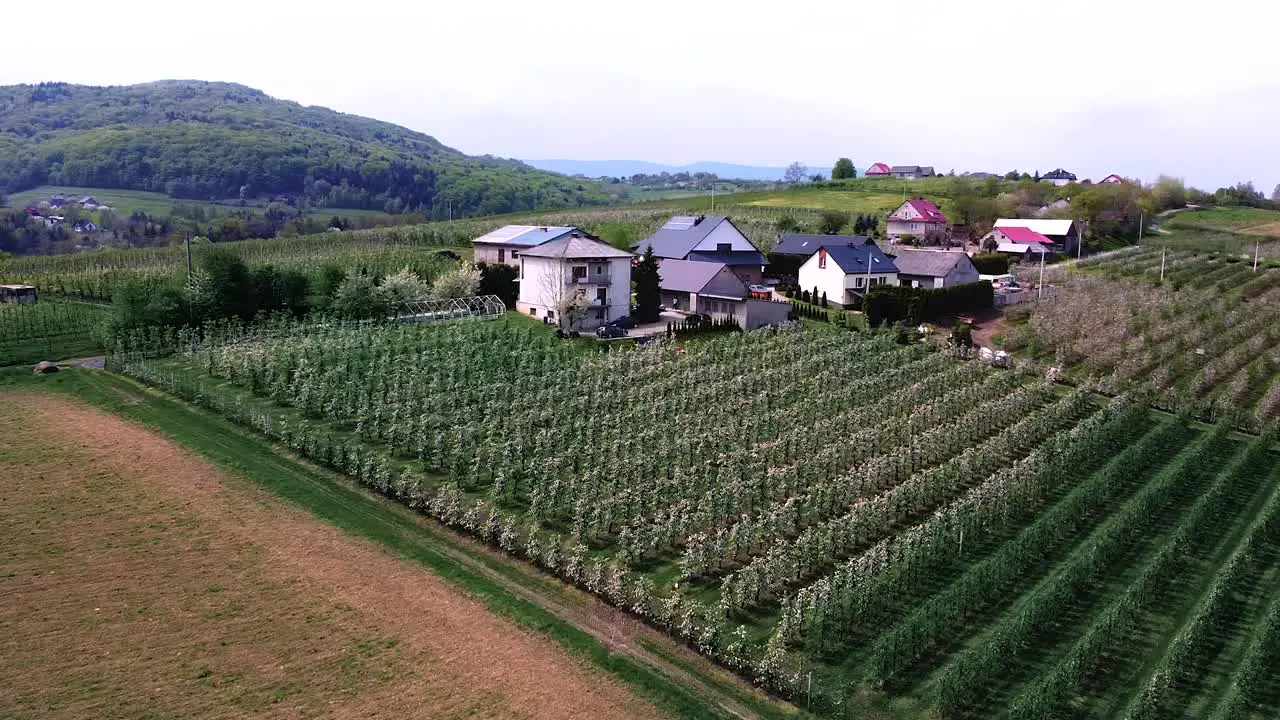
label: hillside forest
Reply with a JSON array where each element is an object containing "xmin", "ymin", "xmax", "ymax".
[{"xmin": 0, "ymin": 81, "xmax": 609, "ymax": 218}]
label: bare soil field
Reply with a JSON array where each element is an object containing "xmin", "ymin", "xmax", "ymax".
[{"xmin": 0, "ymin": 392, "xmax": 661, "ymax": 720}]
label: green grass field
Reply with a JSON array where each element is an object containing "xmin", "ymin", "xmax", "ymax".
[
  {"xmin": 5, "ymin": 185, "xmax": 395, "ymax": 222},
  {"xmin": 1164, "ymin": 207, "xmax": 1280, "ymax": 237},
  {"xmin": 6, "ymin": 186, "xmax": 177, "ymax": 216}
]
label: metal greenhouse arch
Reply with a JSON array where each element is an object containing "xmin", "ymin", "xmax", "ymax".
[{"xmin": 394, "ymin": 295, "xmax": 507, "ymax": 325}]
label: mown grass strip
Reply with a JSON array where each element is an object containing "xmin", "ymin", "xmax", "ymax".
[{"xmin": 2, "ymin": 369, "xmax": 792, "ymax": 720}]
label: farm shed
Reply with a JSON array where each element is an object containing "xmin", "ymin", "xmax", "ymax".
[{"xmin": 0, "ymin": 284, "xmax": 38, "ymax": 304}]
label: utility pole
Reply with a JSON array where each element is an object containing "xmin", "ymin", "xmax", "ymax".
[
  {"xmin": 448, "ymin": 201, "xmax": 452, "ymax": 222},
  {"xmin": 1255, "ymin": 240, "xmax": 1261, "ymax": 272},
  {"xmin": 1160, "ymin": 247, "xmax": 1167, "ymax": 282},
  {"xmin": 1077, "ymin": 219, "xmax": 1083, "ymax": 260},
  {"xmin": 1138, "ymin": 211, "xmax": 1144, "ymax": 243},
  {"xmin": 1037, "ymin": 247, "xmax": 1046, "ymax": 300},
  {"xmin": 711, "ymin": 182, "xmax": 716, "ymax": 213}
]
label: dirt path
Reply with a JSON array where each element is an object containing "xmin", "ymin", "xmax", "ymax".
[{"xmin": 0, "ymin": 393, "xmax": 664, "ymax": 720}]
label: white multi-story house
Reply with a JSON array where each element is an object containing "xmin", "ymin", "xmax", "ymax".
[
  {"xmin": 516, "ymin": 234, "xmax": 634, "ymax": 330},
  {"xmin": 471, "ymin": 225, "xmax": 587, "ymax": 267}
]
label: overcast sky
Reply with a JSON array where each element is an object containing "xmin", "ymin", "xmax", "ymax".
[{"xmin": 3, "ymin": 0, "xmax": 1277, "ymax": 190}]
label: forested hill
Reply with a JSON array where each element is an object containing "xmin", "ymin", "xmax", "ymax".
[{"xmin": 0, "ymin": 81, "xmax": 608, "ymax": 217}]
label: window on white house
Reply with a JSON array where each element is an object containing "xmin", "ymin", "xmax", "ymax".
[
  {"xmin": 498, "ymin": 248, "xmax": 505, "ymax": 263},
  {"xmin": 855, "ymin": 277, "xmax": 865, "ymax": 288},
  {"xmin": 572, "ymin": 266, "xmax": 587, "ymax": 281},
  {"xmin": 548, "ymin": 310, "xmax": 556, "ymax": 319},
  {"xmin": 529, "ymin": 307, "xmax": 537, "ymax": 316},
  {"xmin": 512, "ymin": 250, "xmax": 519, "ymax": 259},
  {"xmin": 520, "ymin": 260, "xmax": 524, "ymax": 279},
  {"xmin": 717, "ymin": 242, "xmax": 732, "ymax": 253}
]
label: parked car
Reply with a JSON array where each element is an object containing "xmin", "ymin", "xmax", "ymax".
[
  {"xmin": 608, "ymin": 316, "xmax": 638, "ymax": 329},
  {"xmin": 596, "ymin": 324, "xmax": 628, "ymax": 338}
]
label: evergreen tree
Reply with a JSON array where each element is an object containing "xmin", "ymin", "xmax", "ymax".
[{"xmin": 633, "ymin": 246, "xmax": 662, "ymax": 322}]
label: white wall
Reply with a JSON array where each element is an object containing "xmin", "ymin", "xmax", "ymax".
[
  {"xmin": 516, "ymin": 255, "xmax": 631, "ymax": 329},
  {"xmin": 473, "ymin": 244, "xmax": 523, "ymax": 266},
  {"xmin": 799, "ymin": 253, "xmax": 897, "ymax": 308},
  {"xmin": 692, "ymin": 220, "xmax": 756, "ymax": 252}
]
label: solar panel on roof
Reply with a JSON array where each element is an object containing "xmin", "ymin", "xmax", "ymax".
[{"xmin": 662, "ymin": 216, "xmax": 697, "ymax": 231}]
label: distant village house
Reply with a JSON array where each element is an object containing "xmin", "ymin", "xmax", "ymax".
[
  {"xmin": 863, "ymin": 162, "xmax": 892, "ymax": 177},
  {"xmin": 1041, "ymin": 168, "xmax": 1077, "ymax": 186},
  {"xmin": 891, "ymin": 165, "xmax": 936, "ymax": 179}
]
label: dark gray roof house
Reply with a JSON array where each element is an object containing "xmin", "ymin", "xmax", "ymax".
[
  {"xmin": 633, "ymin": 215, "xmax": 767, "ymax": 268},
  {"xmin": 772, "ymin": 234, "xmax": 871, "ymax": 256},
  {"xmin": 888, "ymin": 248, "xmax": 980, "ymax": 288},
  {"xmin": 891, "ymin": 165, "xmax": 936, "ymax": 178},
  {"xmin": 657, "ymin": 258, "xmax": 749, "ymax": 298}
]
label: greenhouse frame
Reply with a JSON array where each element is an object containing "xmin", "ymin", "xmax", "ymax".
[{"xmin": 394, "ymin": 295, "xmax": 507, "ymax": 324}]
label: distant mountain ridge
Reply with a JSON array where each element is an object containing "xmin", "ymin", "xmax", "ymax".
[
  {"xmin": 526, "ymin": 159, "xmax": 795, "ymax": 181},
  {"xmin": 0, "ymin": 80, "xmax": 608, "ymax": 218}
]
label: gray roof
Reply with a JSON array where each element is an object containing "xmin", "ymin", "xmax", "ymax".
[
  {"xmin": 633, "ymin": 215, "xmax": 731, "ymax": 258},
  {"xmin": 822, "ymin": 244, "xmax": 898, "ymax": 275},
  {"xmin": 891, "ymin": 165, "xmax": 934, "ymax": 176},
  {"xmin": 888, "ymin": 248, "xmax": 974, "ymax": 277},
  {"xmin": 657, "ymin": 258, "xmax": 740, "ymax": 295},
  {"xmin": 520, "ymin": 234, "xmax": 634, "ymax": 259},
  {"xmin": 772, "ymin": 234, "xmax": 870, "ymax": 256},
  {"xmin": 472, "ymin": 225, "xmax": 581, "ymax": 248}
]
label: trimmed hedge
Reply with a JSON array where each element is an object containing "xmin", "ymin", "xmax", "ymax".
[
  {"xmin": 865, "ymin": 281, "xmax": 993, "ymax": 327},
  {"xmin": 971, "ymin": 252, "xmax": 1009, "ymax": 275}
]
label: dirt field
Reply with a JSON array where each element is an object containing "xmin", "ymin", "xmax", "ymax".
[{"xmin": 0, "ymin": 392, "xmax": 662, "ymax": 720}]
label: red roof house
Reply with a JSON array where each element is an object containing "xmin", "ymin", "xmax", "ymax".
[
  {"xmin": 864, "ymin": 162, "xmax": 892, "ymax": 176},
  {"xmin": 886, "ymin": 198, "xmax": 949, "ymax": 239},
  {"xmin": 992, "ymin": 225, "xmax": 1054, "ymax": 245}
]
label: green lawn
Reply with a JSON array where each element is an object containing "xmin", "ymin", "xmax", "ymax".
[
  {"xmin": 5, "ymin": 185, "xmax": 394, "ymax": 223},
  {"xmin": 7, "ymin": 186, "xmax": 177, "ymax": 216},
  {"xmin": 1164, "ymin": 207, "xmax": 1280, "ymax": 237}
]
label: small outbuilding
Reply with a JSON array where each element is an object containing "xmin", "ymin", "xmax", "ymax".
[{"xmin": 0, "ymin": 284, "xmax": 38, "ymax": 304}]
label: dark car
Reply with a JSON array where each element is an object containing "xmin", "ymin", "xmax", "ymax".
[
  {"xmin": 608, "ymin": 316, "xmax": 638, "ymax": 329},
  {"xmin": 596, "ymin": 324, "xmax": 628, "ymax": 338}
]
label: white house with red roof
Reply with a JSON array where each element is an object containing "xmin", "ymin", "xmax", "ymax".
[
  {"xmin": 864, "ymin": 162, "xmax": 892, "ymax": 177},
  {"xmin": 886, "ymin": 198, "xmax": 949, "ymax": 241},
  {"xmin": 984, "ymin": 225, "xmax": 1056, "ymax": 260}
]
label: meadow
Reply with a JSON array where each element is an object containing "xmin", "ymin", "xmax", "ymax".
[
  {"xmin": 6, "ymin": 185, "xmax": 395, "ymax": 221},
  {"xmin": 1163, "ymin": 206, "xmax": 1280, "ymax": 237},
  {"xmin": 103, "ymin": 315, "xmax": 1280, "ymax": 718}
]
